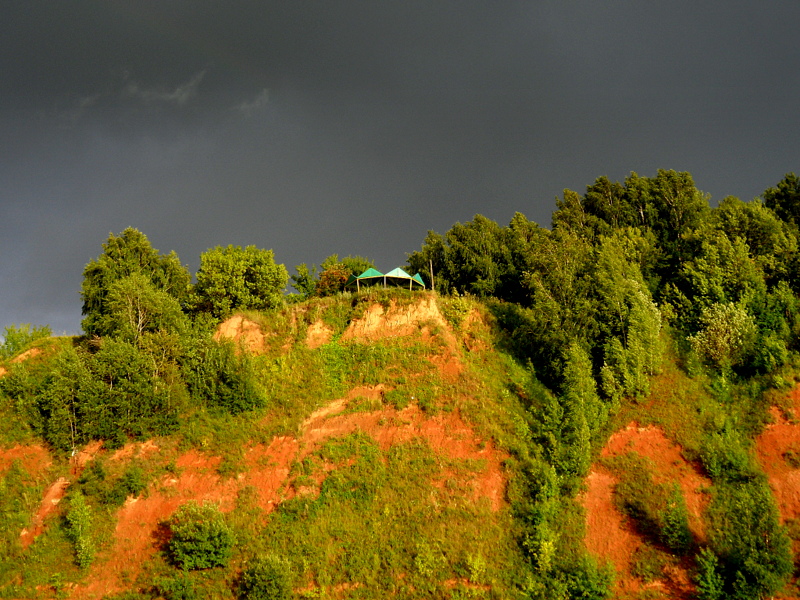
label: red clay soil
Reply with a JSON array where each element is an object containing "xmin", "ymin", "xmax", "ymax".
[
  {"xmin": 61, "ymin": 298, "xmax": 495, "ymax": 597},
  {"xmin": 0, "ymin": 444, "xmax": 60, "ymax": 550},
  {"xmin": 756, "ymin": 386, "xmax": 800, "ymax": 523},
  {"xmin": 70, "ymin": 387, "xmax": 507, "ymax": 599},
  {"xmin": 755, "ymin": 384, "xmax": 800, "ymax": 599},
  {"xmin": 11, "ymin": 347, "xmax": 42, "ymax": 363},
  {"xmin": 339, "ymin": 296, "xmax": 464, "ymax": 381},
  {"xmin": 342, "ymin": 295, "xmax": 452, "ymax": 343},
  {"xmin": 305, "ymin": 319, "xmax": 333, "ymax": 349},
  {"xmin": 582, "ymin": 423, "xmax": 711, "ymax": 599},
  {"xmin": 0, "ymin": 444, "xmax": 52, "ymax": 476},
  {"xmin": 14, "ymin": 440, "xmax": 105, "ymax": 551},
  {"xmin": 20, "ymin": 477, "xmax": 70, "ymax": 549},
  {"xmin": 213, "ymin": 315, "xmax": 266, "ymax": 353}
]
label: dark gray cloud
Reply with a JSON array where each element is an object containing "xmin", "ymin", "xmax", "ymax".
[{"xmin": 2, "ymin": 1, "xmax": 800, "ymax": 334}]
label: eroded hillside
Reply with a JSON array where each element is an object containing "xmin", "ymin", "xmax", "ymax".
[
  {"xmin": 0, "ymin": 293, "xmax": 533, "ymax": 599},
  {"xmin": 5, "ymin": 292, "xmax": 800, "ymax": 600}
]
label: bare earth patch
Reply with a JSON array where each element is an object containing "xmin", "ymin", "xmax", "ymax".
[
  {"xmin": 11, "ymin": 347, "xmax": 42, "ymax": 364},
  {"xmin": 214, "ymin": 315, "xmax": 266, "ymax": 353},
  {"xmin": 20, "ymin": 477, "xmax": 70, "ymax": 549},
  {"xmin": 305, "ymin": 319, "xmax": 333, "ymax": 349},
  {"xmin": 1, "ymin": 347, "xmax": 44, "ymax": 378},
  {"xmin": 582, "ymin": 423, "xmax": 710, "ymax": 599},
  {"xmin": 0, "ymin": 443, "xmax": 52, "ymax": 475},
  {"xmin": 756, "ymin": 385, "xmax": 800, "ymax": 524},
  {"xmin": 342, "ymin": 295, "xmax": 450, "ymax": 341}
]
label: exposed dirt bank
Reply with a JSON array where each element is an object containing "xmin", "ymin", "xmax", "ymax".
[{"xmin": 583, "ymin": 423, "xmax": 710, "ymax": 599}]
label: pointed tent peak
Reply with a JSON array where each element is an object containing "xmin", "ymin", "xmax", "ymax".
[
  {"xmin": 358, "ymin": 268, "xmax": 384, "ymax": 278},
  {"xmin": 384, "ymin": 267, "xmax": 412, "ymax": 278},
  {"xmin": 384, "ymin": 267, "xmax": 425, "ymax": 288}
]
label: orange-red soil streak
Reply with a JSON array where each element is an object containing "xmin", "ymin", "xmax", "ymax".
[
  {"xmin": 0, "ymin": 444, "xmax": 51, "ymax": 475},
  {"xmin": 756, "ymin": 385, "xmax": 800, "ymax": 525},
  {"xmin": 305, "ymin": 319, "xmax": 333, "ymax": 349},
  {"xmin": 214, "ymin": 315, "xmax": 266, "ymax": 353},
  {"xmin": 754, "ymin": 385, "xmax": 800, "ymax": 598},
  {"xmin": 601, "ymin": 423, "xmax": 710, "ymax": 541},
  {"xmin": 583, "ymin": 468, "xmax": 643, "ymax": 569},
  {"xmin": 68, "ymin": 298, "xmax": 500, "ymax": 598},
  {"xmin": 20, "ymin": 477, "xmax": 70, "ymax": 549},
  {"xmin": 583, "ymin": 423, "xmax": 710, "ymax": 599}
]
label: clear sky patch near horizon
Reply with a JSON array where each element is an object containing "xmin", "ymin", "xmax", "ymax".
[{"xmin": 2, "ymin": 1, "xmax": 799, "ymax": 334}]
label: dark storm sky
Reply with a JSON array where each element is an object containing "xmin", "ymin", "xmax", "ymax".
[{"xmin": 2, "ymin": 1, "xmax": 800, "ymax": 334}]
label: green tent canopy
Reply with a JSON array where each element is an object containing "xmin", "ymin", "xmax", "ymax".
[
  {"xmin": 384, "ymin": 267, "xmax": 425, "ymax": 289},
  {"xmin": 345, "ymin": 267, "xmax": 426, "ymax": 290},
  {"xmin": 345, "ymin": 268, "xmax": 384, "ymax": 290}
]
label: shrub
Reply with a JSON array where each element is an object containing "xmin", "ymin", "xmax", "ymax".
[
  {"xmin": 238, "ymin": 555, "xmax": 292, "ymax": 600},
  {"xmin": 154, "ymin": 573, "xmax": 197, "ymax": 600},
  {"xmin": 705, "ymin": 480, "xmax": 792, "ymax": 599},
  {"xmin": 660, "ymin": 484, "xmax": 692, "ymax": 554},
  {"xmin": 167, "ymin": 501, "xmax": 234, "ymax": 570},
  {"xmin": 562, "ymin": 554, "xmax": 614, "ymax": 600},
  {"xmin": 65, "ymin": 493, "xmax": 94, "ymax": 568},
  {"xmin": 695, "ymin": 547, "xmax": 724, "ymax": 600},
  {"xmin": 103, "ymin": 465, "xmax": 148, "ymax": 506}
]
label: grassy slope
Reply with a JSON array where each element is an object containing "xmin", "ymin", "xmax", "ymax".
[{"xmin": 0, "ymin": 291, "xmax": 540, "ymax": 599}]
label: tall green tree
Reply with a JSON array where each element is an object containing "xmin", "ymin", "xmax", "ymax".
[
  {"xmin": 763, "ymin": 172, "xmax": 800, "ymax": 227},
  {"xmin": 106, "ymin": 273, "xmax": 187, "ymax": 344},
  {"xmin": 81, "ymin": 228, "xmax": 190, "ymax": 337},
  {"xmin": 192, "ymin": 245, "xmax": 288, "ymax": 318},
  {"xmin": 552, "ymin": 170, "xmax": 710, "ymax": 290}
]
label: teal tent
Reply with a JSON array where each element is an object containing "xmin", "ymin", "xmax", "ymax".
[
  {"xmin": 345, "ymin": 267, "xmax": 426, "ymax": 291},
  {"xmin": 384, "ymin": 267, "xmax": 426, "ymax": 289},
  {"xmin": 345, "ymin": 268, "xmax": 384, "ymax": 291}
]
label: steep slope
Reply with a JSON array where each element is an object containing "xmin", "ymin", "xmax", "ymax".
[{"xmin": 0, "ymin": 292, "xmax": 531, "ymax": 599}]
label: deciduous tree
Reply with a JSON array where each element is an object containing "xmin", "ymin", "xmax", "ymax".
[{"xmin": 192, "ymin": 245, "xmax": 288, "ymax": 318}]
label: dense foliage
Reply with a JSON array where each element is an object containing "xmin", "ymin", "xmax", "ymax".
[
  {"xmin": 80, "ymin": 228, "xmax": 191, "ymax": 338},
  {"xmin": 167, "ymin": 501, "xmax": 234, "ymax": 570},
  {"xmin": 191, "ymin": 245, "xmax": 288, "ymax": 318}
]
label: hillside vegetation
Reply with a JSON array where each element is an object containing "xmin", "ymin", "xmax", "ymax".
[{"xmin": 3, "ymin": 170, "xmax": 800, "ymax": 599}]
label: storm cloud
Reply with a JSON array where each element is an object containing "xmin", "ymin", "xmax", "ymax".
[{"xmin": 2, "ymin": 1, "xmax": 800, "ymax": 333}]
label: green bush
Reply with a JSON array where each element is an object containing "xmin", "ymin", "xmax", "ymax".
[
  {"xmin": 64, "ymin": 493, "xmax": 94, "ymax": 568},
  {"xmin": 181, "ymin": 337, "xmax": 266, "ymax": 414},
  {"xmin": 167, "ymin": 501, "xmax": 234, "ymax": 570},
  {"xmin": 103, "ymin": 465, "xmax": 149, "ymax": 506},
  {"xmin": 562, "ymin": 554, "xmax": 614, "ymax": 600},
  {"xmin": 705, "ymin": 480, "xmax": 792, "ymax": 599},
  {"xmin": 238, "ymin": 555, "xmax": 292, "ymax": 600},
  {"xmin": 154, "ymin": 573, "xmax": 197, "ymax": 600},
  {"xmin": 660, "ymin": 484, "xmax": 692, "ymax": 554},
  {"xmin": 630, "ymin": 544, "xmax": 669, "ymax": 583},
  {"xmin": 695, "ymin": 547, "xmax": 724, "ymax": 600},
  {"xmin": 699, "ymin": 428, "xmax": 758, "ymax": 482}
]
